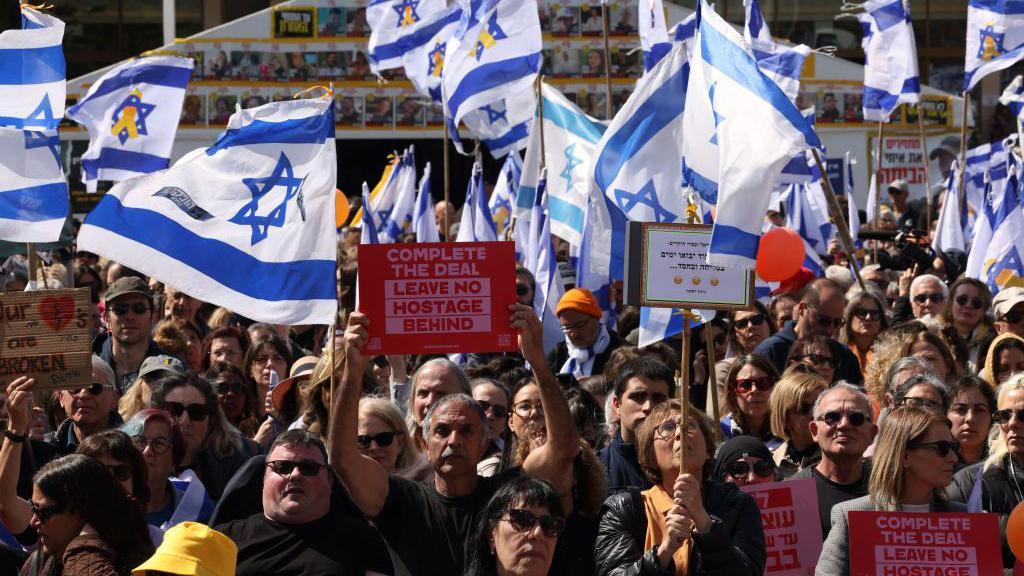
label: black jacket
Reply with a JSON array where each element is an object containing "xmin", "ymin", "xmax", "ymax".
[
  {"xmin": 595, "ymin": 481, "xmax": 765, "ymax": 576},
  {"xmin": 598, "ymin": 432, "xmax": 651, "ymax": 495},
  {"xmin": 945, "ymin": 456, "xmax": 1021, "ymax": 571},
  {"xmin": 546, "ymin": 329, "xmax": 625, "ymax": 377}
]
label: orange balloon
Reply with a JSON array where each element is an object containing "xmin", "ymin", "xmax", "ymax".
[
  {"xmin": 335, "ymin": 189, "xmax": 350, "ymax": 229},
  {"xmin": 755, "ymin": 227, "xmax": 804, "ymax": 282},
  {"xmin": 1008, "ymin": 501, "xmax": 1024, "ymax": 562}
]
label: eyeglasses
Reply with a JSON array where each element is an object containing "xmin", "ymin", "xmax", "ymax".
[
  {"xmin": 913, "ymin": 292, "xmax": 946, "ymax": 305},
  {"xmin": 654, "ymin": 419, "xmax": 699, "ymax": 441},
  {"xmin": 500, "ymin": 508, "xmax": 564, "ymax": 537},
  {"xmin": 132, "ymin": 434, "xmax": 171, "ymax": 456},
  {"xmin": 794, "ymin": 354, "xmax": 835, "ymax": 368},
  {"xmin": 109, "ymin": 302, "xmax": 150, "ymax": 316},
  {"xmin": 213, "ymin": 380, "xmax": 246, "ymax": 396},
  {"xmin": 899, "ymin": 397, "xmax": 943, "ymax": 411},
  {"xmin": 908, "ymin": 440, "xmax": 961, "ymax": 458},
  {"xmin": 1003, "ymin": 310, "xmax": 1024, "ymax": 324},
  {"xmin": 818, "ymin": 410, "xmax": 869, "ymax": 427},
  {"xmin": 72, "ymin": 382, "xmax": 110, "ymax": 396},
  {"xmin": 810, "ymin": 309, "xmax": 844, "ymax": 329},
  {"xmin": 994, "ymin": 408, "xmax": 1024, "ymax": 425},
  {"xmin": 477, "ymin": 400, "xmax": 509, "ymax": 419},
  {"xmin": 356, "ymin": 432, "xmax": 396, "ymax": 449},
  {"xmin": 734, "ymin": 314, "xmax": 766, "ymax": 330},
  {"xmin": 30, "ymin": 502, "xmax": 67, "ymax": 523},
  {"xmin": 725, "ymin": 459, "xmax": 775, "ymax": 479},
  {"xmin": 161, "ymin": 402, "xmax": 210, "ymax": 422},
  {"xmin": 852, "ymin": 307, "xmax": 882, "ymax": 320},
  {"xmin": 514, "ymin": 400, "xmax": 544, "ymax": 418},
  {"xmin": 734, "ymin": 376, "xmax": 774, "ymax": 394},
  {"xmin": 954, "ymin": 294, "xmax": 984, "ymax": 310},
  {"xmin": 267, "ymin": 459, "xmax": 327, "ymax": 477},
  {"xmin": 105, "ymin": 463, "xmax": 133, "ymax": 482},
  {"xmin": 559, "ymin": 318, "xmax": 593, "ymax": 334}
]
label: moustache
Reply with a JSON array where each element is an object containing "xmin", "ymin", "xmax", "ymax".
[{"xmin": 440, "ymin": 446, "xmax": 465, "ymax": 460}]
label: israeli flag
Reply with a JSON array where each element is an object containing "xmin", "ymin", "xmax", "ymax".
[
  {"xmin": 456, "ymin": 161, "xmax": 498, "ymax": 241},
  {"xmin": 523, "ymin": 171, "xmax": 563, "ymax": 350},
  {"xmin": 638, "ymin": 307, "xmax": 711, "ymax": 348},
  {"xmin": 932, "ymin": 161, "xmax": 965, "ymax": 254},
  {"xmin": 380, "ymin": 148, "xmax": 418, "ymax": 243},
  {"xmin": 454, "ymin": 89, "xmax": 534, "ymax": 158},
  {"xmin": 785, "ymin": 182, "xmax": 832, "ymax": 257},
  {"xmin": 965, "ymin": 139, "xmax": 1009, "ymax": 214},
  {"xmin": 66, "ymin": 56, "xmax": 193, "ymax": 192},
  {"xmin": 413, "ymin": 162, "xmax": 440, "ymax": 242},
  {"xmin": 364, "ymin": 150, "xmax": 415, "ymax": 238},
  {"xmin": 966, "ymin": 0, "xmax": 1024, "ymax": 92},
  {"xmin": 670, "ymin": 10, "xmax": 699, "ymax": 59},
  {"xmin": 593, "ymin": 42, "xmax": 686, "ymax": 226},
  {"xmin": 368, "ymin": 0, "xmax": 448, "ymax": 73},
  {"xmin": 78, "ymin": 98, "xmax": 338, "ymax": 325},
  {"xmin": 742, "ymin": 0, "xmax": 810, "ymax": 103},
  {"xmin": 0, "ymin": 6, "xmax": 65, "ymax": 130},
  {"xmin": 361, "ymin": 182, "xmax": 381, "ymax": 245},
  {"xmin": 442, "ymin": 0, "xmax": 542, "ymax": 136},
  {"xmin": 865, "ymin": 170, "xmax": 879, "ymax": 228},
  {"xmin": 744, "ymin": 0, "xmax": 772, "ymax": 46},
  {"xmin": 489, "ymin": 152, "xmax": 520, "ymax": 237},
  {"xmin": 397, "ymin": 4, "xmax": 463, "ymax": 102},
  {"xmin": 966, "ymin": 173, "xmax": 999, "ymax": 279},
  {"xmin": 640, "ymin": 0, "xmax": 672, "ymax": 72},
  {"xmin": 1001, "ymin": 75, "xmax": 1024, "ymax": 119},
  {"xmin": 846, "ymin": 152, "xmax": 861, "ymax": 245},
  {"xmin": 858, "ymin": 0, "xmax": 920, "ymax": 122},
  {"xmin": 694, "ymin": 0, "xmax": 820, "ymax": 267},
  {"xmin": 983, "ymin": 158, "xmax": 1024, "ymax": 291},
  {"xmin": 0, "ymin": 126, "xmax": 68, "ymax": 242}
]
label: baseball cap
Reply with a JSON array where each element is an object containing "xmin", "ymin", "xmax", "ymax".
[
  {"xmin": 105, "ymin": 276, "xmax": 153, "ymax": 303},
  {"xmin": 138, "ymin": 355, "xmax": 187, "ymax": 380},
  {"xmin": 929, "ymin": 136, "xmax": 960, "ymax": 160},
  {"xmin": 887, "ymin": 180, "xmax": 910, "ymax": 195},
  {"xmin": 993, "ymin": 287, "xmax": 1024, "ymax": 320},
  {"xmin": 133, "ymin": 522, "xmax": 236, "ymax": 576},
  {"xmin": 271, "ymin": 355, "xmax": 321, "ymax": 414}
]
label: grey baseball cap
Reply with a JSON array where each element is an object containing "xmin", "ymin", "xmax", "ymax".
[{"xmin": 138, "ymin": 355, "xmax": 187, "ymax": 379}]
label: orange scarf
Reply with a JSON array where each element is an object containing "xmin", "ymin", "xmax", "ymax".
[{"xmin": 641, "ymin": 484, "xmax": 691, "ymax": 576}]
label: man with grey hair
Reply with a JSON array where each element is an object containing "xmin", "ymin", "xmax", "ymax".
[
  {"xmin": 391, "ymin": 357, "xmax": 471, "ymax": 450},
  {"xmin": 789, "ymin": 382, "xmax": 877, "ymax": 538},
  {"xmin": 331, "ymin": 304, "xmax": 579, "ymax": 576},
  {"xmin": 893, "ymin": 272, "xmax": 948, "ymax": 323},
  {"xmin": 46, "ymin": 354, "xmax": 123, "ymax": 456}
]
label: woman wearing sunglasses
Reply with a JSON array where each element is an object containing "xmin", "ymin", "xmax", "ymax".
[
  {"xmin": 817, "ymin": 407, "xmax": 963, "ymax": 576},
  {"xmin": 715, "ymin": 304, "xmax": 778, "ymax": 393},
  {"xmin": 149, "ymin": 374, "xmax": 252, "ymax": 501},
  {"xmin": 596, "ymin": 400, "xmax": 765, "ymax": 576},
  {"xmin": 356, "ymin": 397, "xmax": 417, "ymax": 474},
  {"xmin": 465, "ymin": 476, "xmax": 566, "ymax": 576},
  {"xmin": 785, "ymin": 335, "xmax": 839, "ymax": 384},
  {"xmin": 205, "ymin": 362, "xmax": 260, "ymax": 439},
  {"xmin": 712, "ymin": 435, "xmax": 777, "ymax": 487},
  {"xmin": 941, "ymin": 278, "xmax": 994, "ymax": 371},
  {"xmin": 768, "ymin": 370, "xmax": 827, "ymax": 478},
  {"xmin": 981, "ymin": 332, "xmax": 1024, "ymax": 388},
  {"xmin": 838, "ymin": 290, "xmax": 889, "ymax": 378},
  {"xmin": 721, "ymin": 355, "xmax": 782, "ymax": 450}
]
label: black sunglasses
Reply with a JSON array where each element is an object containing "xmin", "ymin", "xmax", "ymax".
[
  {"xmin": 30, "ymin": 502, "xmax": 67, "ymax": 523},
  {"xmin": 516, "ymin": 284, "xmax": 530, "ymax": 296},
  {"xmin": 852, "ymin": 307, "xmax": 881, "ymax": 320},
  {"xmin": 477, "ymin": 400, "xmax": 509, "ymax": 419},
  {"xmin": 794, "ymin": 353, "xmax": 835, "ymax": 367},
  {"xmin": 109, "ymin": 302, "xmax": 150, "ymax": 316},
  {"xmin": 955, "ymin": 294, "xmax": 984, "ymax": 310},
  {"xmin": 818, "ymin": 410, "xmax": 869, "ymax": 427},
  {"xmin": 908, "ymin": 440, "xmax": 961, "ymax": 458},
  {"xmin": 725, "ymin": 459, "xmax": 775, "ymax": 479},
  {"xmin": 994, "ymin": 408, "xmax": 1024, "ymax": 425},
  {"xmin": 734, "ymin": 313, "xmax": 766, "ymax": 330},
  {"xmin": 72, "ymin": 382, "xmax": 109, "ymax": 396},
  {"xmin": 913, "ymin": 292, "xmax": 946, "ymax": 304},
  {"xmin": 267, "ymin": 459, "xmax": 326, "ymax": 477},
  {"xmin": 161, "ymin": 401, "xmax": 210, "ymax": 422},
  {"xmin": 734, "ymin": 376, "xmax": 773, "ymax": 394},
  {"xmin": 356, "ymin": 432, "xmax": 396, "ymax": 449},
  {"xmin": 501, "ymin": 508, "xmax": 564, "ymax": 537},
  {"xmin": 105, "ymin": 463, "xmax": 133, "ymax": 482}
]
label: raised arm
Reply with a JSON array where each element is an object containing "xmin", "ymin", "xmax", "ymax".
[
  {"xmin": 0, "ymin": 377, "xmax": 34, "ymax": 534},
  {"xmin": 328, "ymin": 311, "xmax": 391, "ymax": 517},
  {"xmin": 514, "ymin": 304, "xmax": 580, "ymax": 493}
]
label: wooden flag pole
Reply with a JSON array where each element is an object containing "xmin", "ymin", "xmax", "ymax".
[
  {"xmin": 956, "ymin": 92, "xmax": 970, "ymax": 205},
  {"xmin": 443, "ymin": 121, "xmax": 451, "ymax": 242},
  {"xmin": 601, "ymin": 1, "xmax": 614, "ymax": 120},
  {"xmin": 26, "ymin": 244, "xmax": 36, "ymax": 287},
  {"xmin": 811, "ymin": 149, "xmax": 867, "ymax": 292},
  {"xmin": 917, "ymin": 109, "xmax": 933, "ymax": 228},
  {"xmin": 703, "ymin": 324, "xmax": 722, "ymax": 442}
]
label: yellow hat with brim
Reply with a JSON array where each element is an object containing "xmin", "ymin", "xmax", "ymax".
[{"xmin": 132, "ymin": 522, "xmax": 237, "ymax": 576}]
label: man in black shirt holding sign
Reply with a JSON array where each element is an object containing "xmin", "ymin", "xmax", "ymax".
[{"xmin": 331, "ymin": 304, "xmax": 579, "ymax": 576}]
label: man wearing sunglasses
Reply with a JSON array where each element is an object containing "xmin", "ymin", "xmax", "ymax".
[
  {"xmin": 46, "ymin": 356, "xmax": 122, "ymax": 456},
  {"xmin": 754, "ymin": 278, "xmax": 864, "ymax": 385},
  {"xmin": 92, "ymin": 276, "xmax": 163, "ymax": 394},
  {"xmin": 789, "ymin": 383, "xmax": 877, "ymax": 539},
  {"xmin": 216, "ymin": 429, "xmax": 392, "ymax": 574},
  {"xmin": 994, "ymin": 287, "xmax": 1024, "ymax": 338},
  {"xmin": 331, "ymin": 305, "xmax": 580, "ymax": 576}
]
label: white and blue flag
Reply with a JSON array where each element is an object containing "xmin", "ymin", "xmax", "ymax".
[
  {"xmin": 694, "ymin": 0, "xmax": 820, "ymax": 267},
  {"xmin": 368, "ymin": 0, "xmax": 448, "ymax": 73},
  {"xmin": 743, "ymin": 0, "xmax": 810, "ymax": 103},
  {"xmin": 66, "ymin": 56, "xmax": 193, "ymax": 192},
  {"xmin": 639, "ymin": 0, "xmax": 672, "ymax": 72},
  {"xmin": 489, "ymin": 152, "xmax": 520, "ymax": 237},
  {"xmin": 379, "ymin": 148, "xmax": 418, "ymax": 243},
  {"xmin": 456, "ymin": 161, "xmax": 498, "ymax": 241},
  {"xmin": 1001, "ymin": 75, "xmax": 1024, "ymax": 120},
  {"xmin": 846, "ymin": 152, "xmax": 861, "ymax": 245},
  {"xmin": 670, "ymin": 10, "xmax": 699, "ymax": 59},
  {"xmin": 967, "ymin": 173, "xmax": 999, "ymax": 279},
  {"xmin": 982, "ymin": 158, "xmax": 1024, "ymax": 291},
  {"xmin": 858, "ymin": 0, "xmax": 920, "ymax": 122},
  {"xmin": 363, "ymin": 149, "xmax": 416, "ymax": 240},
  {"xmin": 523, "ymin": 171, "xmax": 563, "ymax": 349},
  {"xmin": 398, "ymin": 4, "xmax": 464, "ymax": 102},
  {"xmin": 932, "ymin": 160, "xmax": 966, "ymax": 254},
  {"xmin": 361, "ymin": 182, "xmax": 380, "ymax": 245},
  {"xmin": 413, "ymin": 162, "xmax": 440, "ymax": 243},
  {"xmin": 454, "ymin": 89, "xmax": 534, "ymax": 158},
  {"xmin": 744, "ymin": 0, "xmax": 772, "ymax": 46},
  {"xmin": 965, "ymin": 139, "xmax": 1010, "ymax": 214},
  {"xmin": 0, "ymin": 7, "xmax": 65, "ymax": 130},
  {"xmin": 78, "ymin": 98, "xmax": 338, "ymax": 325},
  {"xmin": 966, "ymin": 0, "xmax": 1024, "ymax": 92},
  {"xmin": 0, "ymin": 126, "xmax": 68, "ymax": 242},
  {"xmin": 638, "ymin": 307, "xmax": 712, "ymax": 348}
]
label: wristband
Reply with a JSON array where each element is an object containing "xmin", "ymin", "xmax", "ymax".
[{"xmin": 3, "ymin": 430, "xmax": 26, "ymax": 443}]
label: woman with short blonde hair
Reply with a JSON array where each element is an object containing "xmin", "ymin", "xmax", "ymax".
[
  {"xmin": 357, "ymin": 396, "xmax": 418, "ymax": 473},
  {"xmin": 768, "ymin": 371, "xmax": 827, "ymax": 478}
]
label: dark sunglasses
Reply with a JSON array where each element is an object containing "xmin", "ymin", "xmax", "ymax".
[
  {"xmin": 30, "ymin": 502, "xmax": 66, "ymax": 523},
  {"xmin": 734, "ymin": 313, "xmax": 766, "ymax": 330},
  {"xmin": 955, "ymin": 294, "xmax": 984, "ymax": 310},
  {"xmin": 73, "ymin": 382, "xmax": 110, "ymax": 396},
  {"xmin": 161, "ymin": 401, "xmax": 210, "ymax": 422},
  {"xmin": 356, "ymin": 432, "xmax": 396, "ymax": 449},
  {"xmin": 908, "ymin": 440, "xmax": 961, "ymax": 458},
  {"xmin": 105, "ymin": 463, "xmax": 133, "ymax": 482},
  {"xmin": 1003, "ymin": 310, "xmax": 1024, "ymax": 324},
  {"xmin": 213, "ymin": 380, "xmax": 246, "ymax": 396},
  {"xmin": 516, "ymin": 284, "xmax": 530, "ymax": 296},
  {"xmin": 794, "ymin": 353, "xmax": 835, "ymax": 368},
  {"xmin": 109, "ymin": 302, "xmax": 150, "ymax": 316},
  {"xmin": 852, "ymin": 307, "xmax": 881, "ymax": 320},
  {"xmin": 132, "ymin": 435, "xmax": 171, "ymax": 455},
  {"xmin": 477, "ymin": 400, "xmax": 509, "ymax": 419},
  {"xmin": 913, "ymin": 292, "xmax": 946, "ymax": 304},
  {"xmin": 267, "ymin": 459, "xmax": 326, "ymax": 477},
  {"xmin": 734, "ymin": 376, "xmax": 774, "ymax": 393},
  {"xmin": 994, "ymin": 408, "xmax": 1024, "ymax": 425},
  {"xmin": 818, "ymin": 410, "xmax": 869, "ymax": 427},
  {"xmin": 811, "ymin": 310, "xmax": 844, "ymax": 329},
  {"xmin": 501, "ymin": 508, "xmax": 564, "ymax": 537},
  {"xmin": 725, "ymin": 459, "xmax": 775, "ymax": 479}
]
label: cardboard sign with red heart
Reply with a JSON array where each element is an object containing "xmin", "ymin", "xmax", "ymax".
[{"xmin": 0, "ymin": 288, "xmax": 92, "ymax": 390}]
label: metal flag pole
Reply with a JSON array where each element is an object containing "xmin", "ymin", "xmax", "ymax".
[
  {"xmin": 916, "ymin": 107, "xmax": 934, "ymax": 228},
  {"xmin": 600, "ymin": 1, "xmax": 614, "ymax": 120},
  {"xmin": 443, "ymin": 121, "xmax": 451, "ymax": 242},
  {"xmin": 956, "ymin": 92, "xmax": 970, "ymax": 206},
  {"xmin": 872, "ymin": 118, "xmax": 885, "ymax": 262}
]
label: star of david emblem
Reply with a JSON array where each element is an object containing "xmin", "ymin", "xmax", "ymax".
[
  {"xmin": 229, "ymin": 152, "xmax": 307, "ymax": 245},
  {"xmin": 708, "ymin": 82, "xmax": 726, "ymax": 146},
  {"xmin": 481, "ymin": 103, "xmax": 507, "ymax": 124},
  {"xmin": 110, "ymin": 89, "xmax": 156, "ymax": 145},
  {"xmin": 18, "ymin": 94, "xmax": 56, "ymax": 130},
  {"xmin": 978, "ymin": 24, "xmax": 1006, "ymax": 61},
  {"xmin": 24, "ymin": 129, "xmax": 60, "ymax": 168},
  {"xmin": 613, "ymin": 179, "xmax": 677, "ymax": 223},
  {"xmin": 474, "ymin": 12, "xmax": 508, "ymax": 61},
  {"xmin": 560, "ymin": 143, "xmax": 582, "ymax": 189},
  {"xmin": 427, "ymin": 41, "xmax": 446, "ymax": 77},
  {"xmin": 393, "ymin": 0, "xmax": 422, "ymax": 27}
]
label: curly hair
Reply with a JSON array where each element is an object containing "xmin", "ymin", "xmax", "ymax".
[
  {"xmin": 510, "ymin": 419, "xmax": 606, "ymax": 519},
  {"xmin": 865, "ymin": 322, "xmax": 930, "ymax": 407}
]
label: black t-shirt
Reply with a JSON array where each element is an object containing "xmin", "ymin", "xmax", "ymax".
[
  {"xmin": 375, "ymin": 468, "xmax": 520, "ymax": 576},
  {"xmin": 217, "ymin": 510, "xmax": 392, "ymax": 575},
  {"xmin": 809, "ymin": 463, "xmax": 870, "ymax": 539}
]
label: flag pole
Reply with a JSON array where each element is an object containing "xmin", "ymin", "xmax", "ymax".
[
  {"xmin": 917, "ymin": 107, "xmax": 933, "ymax": 229},
  {"xmin": 703, "ymin": 324, "xmax": 722, "ymax": 442},
  {"xmin": 811, "ymin": 149, "xmax": 867, "ymax": 292},
  {"xmin": 601, "ymin": 1, "xmax": 614, "ymax": 120},
  {"xmin": 872, "ymin": 118, "xmax": 885, "ymax": 262},
  {"xmin": 26, "ymin": 244, "xmax": 36, "ymax": 287},
  {"xmin": 956, "ymin": 92, "xmax": 970, "ymax": 206},
  {"xmin": 536, "ymin": 76, "xmax": 546, "ymax": 169},
  {"xmin": 443, "ymin": 121, "xmax": 451, "ymax": 242}
]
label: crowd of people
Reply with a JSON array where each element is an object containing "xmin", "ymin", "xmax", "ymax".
[{"xmin": 1, "ymin": 194, "xmax": 1023, "ymax": 576}]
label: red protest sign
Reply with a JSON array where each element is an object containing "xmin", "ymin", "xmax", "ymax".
[
  {"xmin": 849, "ymin": 511, "xmax": 1003, "ymax": 576},
  {"xmin": 358, "ymin": 241, "xmax": 518, "ymax": 355},
  {"xmin": 741, "ymin": 478, "xmax": 822, "ymax": 576}
]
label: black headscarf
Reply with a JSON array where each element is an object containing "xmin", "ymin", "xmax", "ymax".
[{"xmin": 712, "ymin": 435, "xmax": 773, "ymax": 481}]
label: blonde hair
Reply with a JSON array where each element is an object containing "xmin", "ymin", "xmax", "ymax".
[
  {"xmin": 768, "ymin": 372, "xmax": 827, "ymax": 440},
  {"xmin": 359, "ymin": 396, "xmax": 417, "ymax": 472},
  {"xmin": 985, "ymin": 373, "xmax": 1024, "ymax": 472},
  {"xmin": 868, "ymin": 406, "xmax": 948, "ymax": 510},
  {"xmin": 206, "ymin": 307, "xmax": 235, "ymax": 329},
  {"xmin": 117, "ymin": 377, "xmax": 148, "ymax": 421}
]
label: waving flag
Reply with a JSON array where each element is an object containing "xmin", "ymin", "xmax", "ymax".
[
  {"xmin": 379, "ymin": 149, "xmax": 418, "ymax": 243},
  {"xmin": 412, "ymin": 162, "xmax": 440, "ymax": 243},
  {"xmin": 695, "ymin": 0, "xmax": 820, "ymax": 267},
  {"xmin": 639, "ymin": 0, "xmax": 672, "ymax": 71},
  {"xmin": 361, "ymin": 182, "xmax": 380, "ymax": 245},
  {"xmin": 0, "ymin": 7, "xmax": 65, "ymax": 130},
  {"xmin": 368, "ymin": 0, "xmax": 447, "ymax": 73},
  {"xmin": 966, "ymin": 0, "xmax": 1024, "ymax": 92},
  {"xmin": 523, "ymin": 171, "xmax": 563, "ymax": 350},
  {"xmin": 454, "ymin": 89, "xmax": 534, "ymax": 158},
  {"xmin": 399, "ymin": 4, "xmax": 464, "ymax": 102},
  {"xmin": 490, "ymin": 152, "xmax": 521, "ymax": 237},
  {"xmin": 442, "ymin": 0, "xmax": 542, "ymax": 137},
  {"xmin": 965, "ymin": 139, "xmax": 1010, "ymax": 214},
  {"xmin": 670, "ymin": 10, "xmax": 699, "ymax": 59},
  {"xmin": 744, "ymin": 0, "xmax": 772, "ymax": 46},
  {"xmin": 846, "ymin": 152, "xmax": 861, "ymax": 245},
  {"xmin": 66, "ymin": 56, "xmax": 193, "ymax": 192},
  {"xmin": 858, "ymin": 0, "xmax": 920, "ymax": 122},
  {"xmin": 1001, "ymin": 75, "xmax": 1024, "ymax": 119},
  {"xmin": 967, "ymin": 173, "xmax": 999, "ymax": 279},
  {"xmin": 740, "ymin": 0, "xmax": 810, "ymax": 103},
  {"xmin": 637, "ymin": 307, "xmax": 713, "ymax": 348},
  {"xmin": 0, "ymin": 126, "xmax": 68, "ymax": 242},
  {"xmin": 456, "ymin": 162, "xmax": 497, "ymax": 241},
  {"xmin": 363, "ymin": 149, "xmax": 416, "ymax": 238},
  {"xmin": 983, "ymin": 159, "xmax": 1024, "ymax": 291},
  {"xmin": 932, "ymin": 160, "xmax": 966, "ymax": 254},
  {"xmin": 78, "ymin": 98, "xmax": 338, "ymax": 325}
]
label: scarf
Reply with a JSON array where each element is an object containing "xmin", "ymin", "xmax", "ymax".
[
  {"xmin": 641, "ymin": 484, "xmax": 691, "ymax": 576},
  {"xmin": 562, "ymin": 323, "xmax": 611, "ymax": 377}
]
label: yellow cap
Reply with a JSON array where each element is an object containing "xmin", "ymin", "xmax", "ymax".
[{"xmin": 133, "ymin": 522, "xmax": 237, "ymax": 576}]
